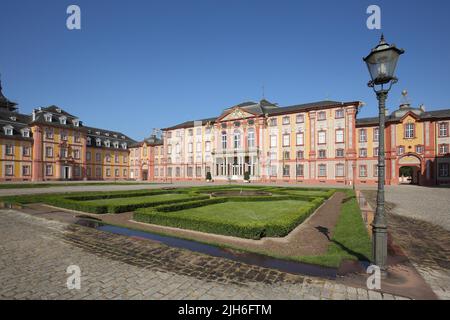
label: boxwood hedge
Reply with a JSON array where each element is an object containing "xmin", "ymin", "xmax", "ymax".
[{"xmin": 133, "ymin": 196, "xmax": 325, "ymax": 239}]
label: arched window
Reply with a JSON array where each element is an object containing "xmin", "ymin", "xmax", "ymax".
[
  {"xmin": 247, "ymin": 128, "xmax": 255, "ymax": 148},
  {"xmin": 234, "ymin": 130, "xmax": 241, "ymax": 149}
]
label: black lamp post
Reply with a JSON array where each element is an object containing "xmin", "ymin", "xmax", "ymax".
[{"xmin": 363, "ymin": 34, "xmax": 404, "ymax": 274}]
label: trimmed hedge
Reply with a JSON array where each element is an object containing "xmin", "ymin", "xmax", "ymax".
[
  {"xmin": 133, "ymin": 197, "xmax": 324, "ymax": 239},
  {"xmin": 65, "ymin": 189, "xmax": 187, "ymax": 201}
]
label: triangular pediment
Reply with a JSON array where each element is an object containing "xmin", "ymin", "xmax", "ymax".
[{"xmin": 217, "ymin": 107, "xmax": 256, "ymax": 122}]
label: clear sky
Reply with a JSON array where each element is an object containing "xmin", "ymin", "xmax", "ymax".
[{"xmin": 1, "ymin": 0, "xmax": 449, "ymax": 140}]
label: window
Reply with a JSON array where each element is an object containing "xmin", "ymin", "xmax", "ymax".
[
  {"xmin": 188, "ymin": 129, "xmax": 193, "ymax": 136},
  {"xmin": 269, "ymin": 118, "xmax": 277, "ymax": 126},
  {"xmin": 61, "ymin": 147, "xmax": 68, "ymax": 158},
  {"xmin": 4, "ymin": 126, "xmax": 13, "ymax": 136},
  {"xmin": 270, "ymin": 135, "xmax": 277, "ymax": 148},
  {"xmin": 205, "ymin": 127, "xmax": 211, "ymax": 134},
  {"xmin": 21, "ymin": 165, "xmax": 30, "ymax": 176},
  {"xmin": 86, "ymin": 137, "xmax": 91, "ymax": 145},
  {"xmin": 73, "ymin": 149, "xmax": 80, "ymax": 159},
  {"xmin": 404, "ymin": 123, "xmax": 415, "ymax": 139},
  {"xmin": 335, "ymin": 164, "xmax": 345, "ymax": 177},
  {"xmin": 95, "ymin": 153, "xmax": 101, "ymax": 162},
  {"xmin": 176, "ymin": 167, "xmax": 181, "ymax": 177},
  {"xmin": 115, "ymin": 169, "xmax": 119, "ymax": 177},
  {"xmin": 374, "ymin": 164, "xmax": 379, "ymax": 177},
  {"xmin": 317, "ymin": 111, "xmax": 326, "ymax": 121},
  {"xmin": 106, "ymin": 154, "xmax": 111, "ymax": 162},
  {"xmin": 359, "ymin": 148, "xmax": 367, "ymax": 158},
  {"xmin": 196, "ymin": 142, "xmax": 201, "ymax": 152},
  {"xmin": 296, "ymin": 132, "xmax": 304, "ymax": 146},
  {"xmin": 318, "ymin": 131, "xmax": 326, "ymax": 144},
  {"xmin": 45, "ymin": 128, "xmax": 54, "ymax": 139},
  {"xmin": 106, "ymin": 168, "xmax": 111, "ymax": 177},
  {"xmin": 283, "ymin": 151, "xmax": 290, "ymax": 160},
  {"xmin": 318, "ymin": 164, "xmax": 327, "ymax": 177},
  {"xmin": 86, "ymin": 151, "xmax": 91, "ymax": 161},
  {"xmin": 415, "ymin": 145, "xmax": 424, "ymax": 154},
  {"xmin": 45, "ymin": 146, "xmax": 53, "ymax": 157},
  {"xmin": 123, "ymin": 169, "xmax": 127, "ymax": 177},
  {"xmin": 113, "ymin": 141, "xmax": 119, "ymax": 149},
  {"xmin": 270, "ymin": 165, "xmax": 277, "ymax": 176},
  {"xmin": 373, "ymin": 147, "xmax": 379, "ymax": 157},
  {"xmin": 439, "ymin": 122, "xmax": 449, "ymax": 137},
  {"xmin": 104, "ymin": 140, "xmax": 111, "ymax": 148},
  {"xmin": 318, "ymin": 150, "xmax": 326, "ymax": 159},
  {"xmin": 359, "ymin": 165, "xmax": 367, "ymax": 177},
  {"xmin": 5, "ymin": 164, "xmax": 13, "ymax": 176},
  {"xmin": 21, "ymin": 129, "xmax": 30, "ymax": 138},
  {"xmin": 336, "ymin": 149, "xmax": 344, "ymax": 158},
  {"xmin": 335, "ymin": 109, "xmax": 344, "ymax": 119},
  {"xmin": 96, "ymin": 138, "xmax": 101, "ymax": 147},
  {"xmin": 74, "ymin": 166, "xmax": 81, "ymax": 177},
  {"xmin": 176, "ymin": 143, "xmax": 180, "ymax": 154},
  {"xmin": 87, "ymin": 167, "xmax": 92, "ymax": 177},
  {"xmin": 73, "ymin": 119, "xmax": 79, "ymax": 127},
  {"xmin": 5, "ymin": 144, "xmax": 14, "ymax": 155},
  {"xmin": 296, "ymin": 114, "xmax": 304, "ymax": 123},
  {"xmin": 221, "ymin": 132, "xmax": 227, "ymax": 149},
  {"xmin": 59, "ymin": 116, "xmax": 67, "ymax": 125},
  {"xmin": 44, "ymin": 113, "xmax": 52, "ymax": 122},
  {"xmin": 60, "ymin": 131, "xmax": 68, "ymax": 141},
  {"xmin": 282, "ymin": 134, "xmax": 290, "ymax": 147},
  {"xmin": 167, "ymin": 144, "xmax": 172, "ymax": 154},
  {"xmin": 46, "ymin": 165, "xmax": 53, "ymax": 176},
  {"xmin": 283, "ymin": 165, "xmax": 290, "ymax": 177},
  {"xmin": 188, "ymin": 143, "xmax": 193, "ymax": 153},
  {"xmin": 247, "ymin": 129, "xmax": 255, "ymax": 148},
  {"xmin": 115, "ymin": 154, "xmax": 119, "ymax": 163},
  {"xmin": 22, "ymin": 146, "xmax": 31, "ymax": 157},
  {"xmin": 196, "ymin": 128, "xmax": 201, "ymax": 135},
  {"xmin": 398, "ymin": 146, "xmax": 405, "ymax": 155},
  {"xmin": 96, "ymin": 167, "xmax": 101, "ymax": 177},
  {"xmin": 233, "ymin": 130, "xmax": 241, "ymax": 149},
  {"xmin": 439, "ymin": 163, "xmax": 449, "ymax": 177},
  {"xmin": 359, "ymin": 129, "xmax": 367, "ymax": 142},
  {"xmin": 373, "ymin": 127, "xmax": 379, "ymax": 142},
  {"xmin": 296, "ymin": 164, "xmax": 304, "ymax": 177},
  {"xmin": 335, "ymin": 129, "xmax": 344, "ymax": 143},
  {"xmin": 296, "ymin": 150, "xmax": 304, "ymax": 159},
  {"xmin": 282, "ymin": 116, "xmax": 290, "ymax": 125},
  {"xmin": 439, "ymin": 144, "xmax": 449, "ymax": 155}
]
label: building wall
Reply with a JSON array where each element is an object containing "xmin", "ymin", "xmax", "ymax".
[{"xmin": 0, "ymin": 137, "xmax": 33, "ymax": 181}]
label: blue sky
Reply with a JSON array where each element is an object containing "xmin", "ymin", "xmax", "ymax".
[{"xmin": 1, "ymin": 0, "xmax": 449, "ymax": 140}]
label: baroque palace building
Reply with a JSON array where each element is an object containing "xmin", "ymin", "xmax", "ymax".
[{"xmin": 1, "ymin": 79, "xmax": 449, "ymax": 185}]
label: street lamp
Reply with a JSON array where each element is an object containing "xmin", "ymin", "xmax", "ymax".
[{"xmin": 363, "ymin": 34, "xmax": 404, "ymax": 274}]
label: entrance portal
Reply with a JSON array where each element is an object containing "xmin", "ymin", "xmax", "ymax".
[{"xmin": 398, "ymin": 154, "xmax": 422, "ymax": 185}]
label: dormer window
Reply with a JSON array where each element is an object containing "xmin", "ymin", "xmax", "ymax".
[
  {"xmin": 59, "ymin": 116, "xmax": 67, "ymax": 125},
  {"xmin": 113, "ymin": 134, "xmax": 118, "ymax": 138},
  {"xmin": 44, "ymin": 113, "xmax": 52, "ymax": 122},
  {"xmin": 121, "ymin": 135, "xmax": 125, "ymax": 139},
  {"xmin": 21, "ymin": 128, "xmax": 30, "ymax": 138},
  {"xmin": 87, "ymin": 137, "xmax": 91, "ymax": 145},
  {"xmin": 95, "ymin": 131, "xmax": 100, "ymax": 135},
  {"xmin": 121, "ymin": 142, "xmax": 127, "ymax": 149},
  {"xmin": 96, "ymin": 138, "xmax": 102, "ymax": 147},
  {"xmin": 10, "ymin": 116, "xmax": 16, "ymax": 121},
  {"xmin": 73, "ymin": 119, "xmax": 79, "ymax": 127},
  {"xmin": 105, "ymin": 132, "xmax": 110, "ymax": 137},
  {"xmin": 3, "ymin": 125, "xmax": 13, "ymax": 136},
  {"xmin": 56, "ymin": 108, "xmax": 62, "ymax": 113},
  {"xmin": 113, "ymin": 141, "xmax": 119, "ymax": 148},
  {"xmin": 104, "ymin": 140, "xmax": 111, "ymax": 148}
]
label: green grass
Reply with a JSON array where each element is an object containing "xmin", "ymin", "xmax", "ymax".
[
  {"xmin": 83, "ymin": 193, "xmax": 192, "ymax": 206},
  {"xmin": 134, "ymin": 198, "xmax": 322, "ymax": 239},
  {"xmin": 294, "ymin": 192, "xmax": 372, "ymax": 267}
]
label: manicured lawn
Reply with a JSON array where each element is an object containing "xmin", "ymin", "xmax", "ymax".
[
  {"xmin": 83, "ymin": 193, "xmax": 192, "ymax": 205},
  {"xmin": 134, "ymin": 198, "xmax": 322, "ymax": 239},
  {"xmin": 168, "ymin": 200, "xmax": 309, "ymax": 224}
]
